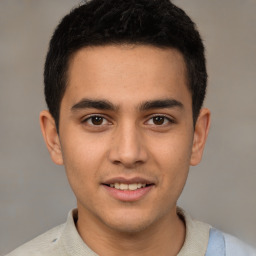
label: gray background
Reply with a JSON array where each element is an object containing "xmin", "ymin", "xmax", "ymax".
[{"xmin": 0, "ymin": 0, "xmax": 255, "ymax": 254}]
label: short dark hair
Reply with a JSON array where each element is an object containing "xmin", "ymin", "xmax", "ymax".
[{"xmin": 44, "ymin": 0, "xmax": 207, "ymax": 130}]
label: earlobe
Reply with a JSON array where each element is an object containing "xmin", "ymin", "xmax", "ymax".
[
  {"xmin": 39, "ymin": 110, "xmax": 63, "ymax": 165},
  {"xmin": 190, "ymin": 108, "xmax": 211, "ymax": 166}
]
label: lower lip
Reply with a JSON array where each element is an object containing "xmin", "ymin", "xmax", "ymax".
[{"xmin": 103, "ymin": 185, "xmax": 154, "ymax": 202}]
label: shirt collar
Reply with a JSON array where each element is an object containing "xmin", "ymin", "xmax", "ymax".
[{"xmin": 59, "ymin": 208, "xmax": 211, "ymax": 256}]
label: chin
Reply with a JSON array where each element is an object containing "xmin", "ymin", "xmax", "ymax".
[
  {"xmin": 102, "ymin": 210, "xmax": 160, "ymax": 234},
  {"xmin": 108, "ymin": 220, "xmax": 152, "ymax": 234}
]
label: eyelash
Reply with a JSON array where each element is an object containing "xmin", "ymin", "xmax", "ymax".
[
  {"xmin": 145, "ymin": 115, "xmax": 175, "ymax": 126},
  {"xmin": 81, "ymin": 114, "xmax": 175, "ymax": 127},
  {"xmin": 82, "ymin": 115, "xmax": 110, "ymax": 126}
]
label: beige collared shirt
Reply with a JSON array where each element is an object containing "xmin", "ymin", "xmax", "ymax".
[{"xmin": 6, "ymin": 208, "xmax": 211, "ymax": 256}]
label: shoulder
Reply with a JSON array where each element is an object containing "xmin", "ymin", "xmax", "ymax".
[
  {"xmin": 206, "ymin": 228, "xmax": 256, "ymax": 256},
  {"xmin": 5, "ymin": 223, "xmax": 65, "ymax": 256},
  {"xmin": 223, "ymin": 232, "xmax": 256, "ymax": 256}
]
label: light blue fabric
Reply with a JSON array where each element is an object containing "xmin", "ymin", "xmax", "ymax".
[
  {"xmin": 224, "ymin": 233, "xmax": 256, "ymax": 256},
  {"xmin": 205, "ymin": 228, "xmax": 256, "ymax": 256},
  {"xmin": 205, "ymin": 228, "xmax": 225, "ymax": 256}
]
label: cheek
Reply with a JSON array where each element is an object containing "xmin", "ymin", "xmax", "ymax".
[
  {"xmin": 60, "ymin": 131, "xmax": 108, "ymax": 190},
  {"xmin": 149, "ymin": 132, "xmax": 193, "ymax": 189},
  {"xmin": 151, "ymin": 132, "xmax": 193, "ymax": 168}
]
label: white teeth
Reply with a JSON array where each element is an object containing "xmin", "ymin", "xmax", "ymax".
[
  {"xmin": 109, "ymin": 183, "xmax": 147, "ymax": 190},
  {"xmin": 119, "ymin": 184, "xmax": 128, "ymax": 190},
  {"xmin": 128, "ymin": 184, "xmax": 138, "ymax": 190}
]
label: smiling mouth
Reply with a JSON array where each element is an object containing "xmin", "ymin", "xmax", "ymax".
[
  {"xmin": 102, "ymin": 179, "xmax": 155, "ymax": 201},
  {"xmin": 103, "ymin": 183, "xmax": 153, "ymax": 191}
]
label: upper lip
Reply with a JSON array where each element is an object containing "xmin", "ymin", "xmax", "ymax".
[{"xmin": 102, "ymin": 176, "xmax": 155, "ymax": 185}]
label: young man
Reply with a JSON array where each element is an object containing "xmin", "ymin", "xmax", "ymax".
[{"xmin": 6, "ymin": 0, "xmax": 256, "ymax": 255}]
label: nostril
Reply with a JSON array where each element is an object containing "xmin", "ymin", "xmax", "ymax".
[{"xmin": 112, "ymin": 160, "xmax": 122, "ymax": 165}]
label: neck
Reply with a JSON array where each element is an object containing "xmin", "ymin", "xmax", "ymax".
[{"xmin": 76, "ymin": 206, "xmax": 186, "ymax": 256}]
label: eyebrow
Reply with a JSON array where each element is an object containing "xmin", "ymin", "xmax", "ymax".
[
  {"xmin": 71, "ymin": 98, "xmax": 117, "ymax": 111},
  {"xmin": 71, "ymin": 98, "xmax": 183, "ymax": 112},
  {"xmin": 139, "ymin": 99, "xmax": 184, "ymax": 111}
]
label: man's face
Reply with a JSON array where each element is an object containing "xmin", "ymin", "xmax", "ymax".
[{"xmin": 46, "ymin": 45, "xmax": 207, "ymax": 233}]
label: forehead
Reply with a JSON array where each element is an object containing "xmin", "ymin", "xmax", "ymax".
[{"xmin": 63, "ymin": 45, "xmax": 191, "ymax": 109}]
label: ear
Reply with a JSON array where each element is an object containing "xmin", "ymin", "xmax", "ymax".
[
  {"xmin": 39, "ymin": 110, "xmax": 63, "ymax": 165},
  {"xmin": 190, "ymin": 108, "xmax": 211, "ymax": 166}
]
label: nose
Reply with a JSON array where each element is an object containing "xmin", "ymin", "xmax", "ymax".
[{"xmin": 108, "ymin": 122, "xmax": 148, "ymax": 168}]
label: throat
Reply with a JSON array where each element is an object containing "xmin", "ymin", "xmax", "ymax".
[{"xmin": 76, "ymin": 206, "xmax": 186, "ymax": 256}]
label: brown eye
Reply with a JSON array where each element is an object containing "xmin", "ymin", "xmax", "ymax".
[
  {"xmin": 91, "ymin": 116, "xmax": 104, "ymax": 125},
  {"xmin": 83, "ymin": 115, "xmax": 108, "ymax": 126},
  {"xmin": 152, "ymin": 116, "xmax": 165, "ymax": 125},
  {"xmin": 146, "ymin": 115, "xmax": 173, "ymax": 126}
]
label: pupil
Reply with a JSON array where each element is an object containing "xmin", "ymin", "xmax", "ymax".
[
  {"xmin": 153, "ymin": 116, "xmax": 164, "ymax": 125},
  {"xmin": 92, "ymin": 116, "xmax": 103, "ymax": 125}
]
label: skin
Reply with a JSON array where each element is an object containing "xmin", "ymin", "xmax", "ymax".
[{"xmin": 40, "ymin": 45, "xmax": 210, "ymax": 256}]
